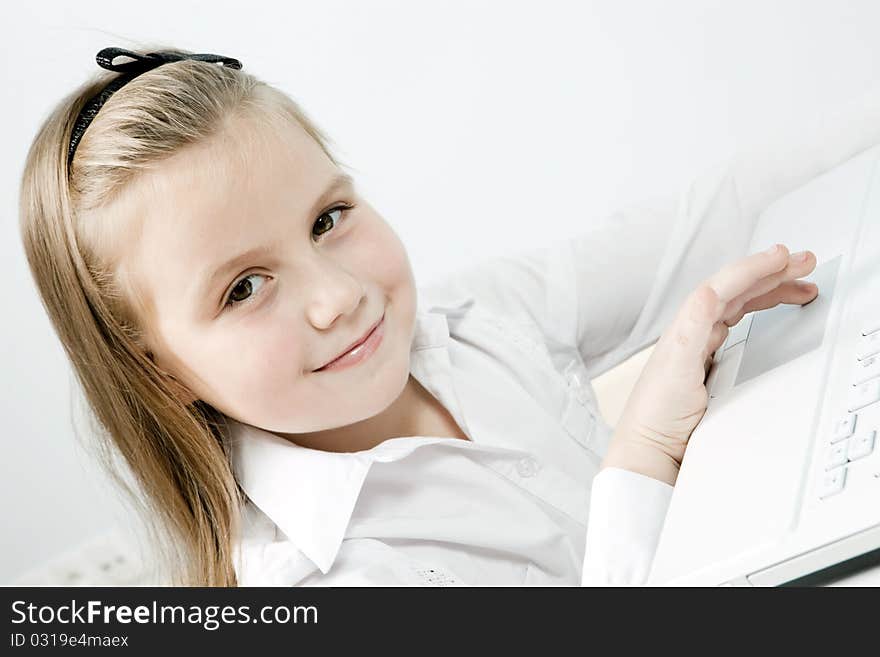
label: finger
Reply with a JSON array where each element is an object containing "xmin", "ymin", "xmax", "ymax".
[
  {"xmin": 740, "ymin": 279, "xmax": 819, "ymax": 315},
  {"xmin": 707, "ymin": 321, "xmax": 730, "ymax": 356},
  {"xmin": 726, "ymin": 279, "xmax": 819, "ymax": 325},
  {"xmin": 722, "ymin": 250, "xmax": 817, "ymax": 326},
  {"xmin": 671, "ymin": 284, "xmax": 723, "ymax": 357},
  {"xmin": 707, "ymin": 243, "xmax": 791, "ymax": 304}
]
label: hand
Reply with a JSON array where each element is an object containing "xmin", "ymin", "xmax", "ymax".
[{"xmin": 602, "ymin": 243, "xmax": 820, "ymax": 485}]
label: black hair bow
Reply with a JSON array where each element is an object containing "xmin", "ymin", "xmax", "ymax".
[
  {"xmin": 67, "ymin": 46, "xmax": 243, "ymax": 169},
  {"xmin": 94, "ymin": 46, "xmax": 243, "ymax": 75}
]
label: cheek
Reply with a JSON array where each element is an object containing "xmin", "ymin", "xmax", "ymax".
[
  {"xmin": 210, "ymin": 324, "xmax": 308, "ymax": 406},
  {"xmin": 347, "ymin": 216, "xmax": 413, "ymax": 288}
]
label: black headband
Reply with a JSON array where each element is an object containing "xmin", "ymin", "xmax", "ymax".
[{"xmin": 67, "ymin": 46, "xmax": 243, "ymax": 170}]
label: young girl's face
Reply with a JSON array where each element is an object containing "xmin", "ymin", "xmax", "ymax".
[{"xmin": 119, "ymin": 112, "xmax": 418, "ymax": 434}]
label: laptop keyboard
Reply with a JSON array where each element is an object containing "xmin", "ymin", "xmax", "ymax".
[{"xmin": 818, "ymin": 323, "xmax": 880, "ymax": 500}]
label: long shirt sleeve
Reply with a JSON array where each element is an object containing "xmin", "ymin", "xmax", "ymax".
[
  {"xmin": 420, "ymin": 89, "xmax": 880, "ymax": 586},
  {"xmin": 427, "ymin": 90, "xmax": 880, "ymax": 380}
]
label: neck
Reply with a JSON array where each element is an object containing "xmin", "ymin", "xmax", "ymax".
[{"xmin": 278, "ymin": 374, "xmax": 423, "ymax": 453}]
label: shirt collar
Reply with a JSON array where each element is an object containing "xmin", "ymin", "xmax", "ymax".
[{"xmin": 224, "ymin": 289, "xmax": 475, "ymax": 575}]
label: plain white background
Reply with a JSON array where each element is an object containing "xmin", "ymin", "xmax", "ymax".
[{"xmin": 4, "ymin": 0, "xmax": 880, "ymax": 583}]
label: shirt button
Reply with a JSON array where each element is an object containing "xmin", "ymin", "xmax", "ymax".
[
  {"xmin": 516, "ymin": 457, "xmax": 540, "ymax": 478},
  {"xmin": 564, "ymin": 361, "xmax": 592, "ymax": 405}
]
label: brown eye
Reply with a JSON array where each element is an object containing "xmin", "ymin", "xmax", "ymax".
[
  {"xmin": 311, "ymin": 206, "xmax": 349, "ymax": 241},
  {"xmin": 228, "ymin": 277, "xmax": 254, "ymax": 304},
  {"xmin": 223, "ymin": 273, "xmax": 268, "ymax": 311}
]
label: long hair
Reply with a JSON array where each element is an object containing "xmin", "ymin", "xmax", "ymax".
[{"xmin": 18, "ymin": 41, "xmax": 346, "ymax": 585}]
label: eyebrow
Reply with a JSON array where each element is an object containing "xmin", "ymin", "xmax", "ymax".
[{"xmin": 195, "ymin": 171, "xmax": 355, "ymax": 307}]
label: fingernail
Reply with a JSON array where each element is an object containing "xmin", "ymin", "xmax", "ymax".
[
  {"xmin": 765, "ymin": 243, "xmax": 779, "ymax": 254},
  {"xmin": 791, "ymin": 250, "xmax": 808, "ymax": 262}
]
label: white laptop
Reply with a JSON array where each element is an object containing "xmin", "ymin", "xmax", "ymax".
[{"xmin": 646, "ymin": 142, "xmax": 880, "ymax": 586}]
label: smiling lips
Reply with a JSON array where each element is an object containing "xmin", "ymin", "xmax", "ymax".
[{"xmin": 313, "ymin": 313, "xmax": 385, "ymax": 372}]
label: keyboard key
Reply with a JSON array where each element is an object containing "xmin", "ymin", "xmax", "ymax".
[
  {"xmin": 847, "ymin": 429, "xmax": 876, "ymax": 461},
  {"xmin": 825, "ymin": 442, "xmax": 849, "ymax": 470},
  {"xmin": 848, "ymin": 378, "xmax": 880, "ymax": 412},
  {"xmin": 853, "ymin": 355, "xmax": 880, "ymax": 386},
  {"xmin": 862, "ymin": 322, "xmax": 880, "ymax": 337},
  {"xmin": 831, "ymin": 414, "xmax": 857, "ymax": 443},
  {"xmin": 819, "ymin": 467, "xmax": 847, "ymax": 499},
  {"xmin": 856, "ymin": 331, "xmax": 880, "ymax": 361}
]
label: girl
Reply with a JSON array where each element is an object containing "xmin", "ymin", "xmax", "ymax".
[{"xmin": 19, "ymin": 43, "xmax": 880, "ymax": 586}]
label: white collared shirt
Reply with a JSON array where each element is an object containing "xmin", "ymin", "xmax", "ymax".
[{"xmin": 224, "ymin": 90, "xmax": 880, "ymax": 586}]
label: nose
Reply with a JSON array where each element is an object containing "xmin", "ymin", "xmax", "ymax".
[{"xmin": 305, "ymin": 261, "xmax": 366, "ymax": 330}]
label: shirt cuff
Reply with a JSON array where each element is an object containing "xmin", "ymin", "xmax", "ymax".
[{"xmin": 581, "ymin": 466, "xmax": 674, "ymax": 586}]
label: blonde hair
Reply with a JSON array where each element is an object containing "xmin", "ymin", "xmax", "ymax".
[{"xmin": 18, "ymin": 41, "xmax": 347, "ymax": 586}]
